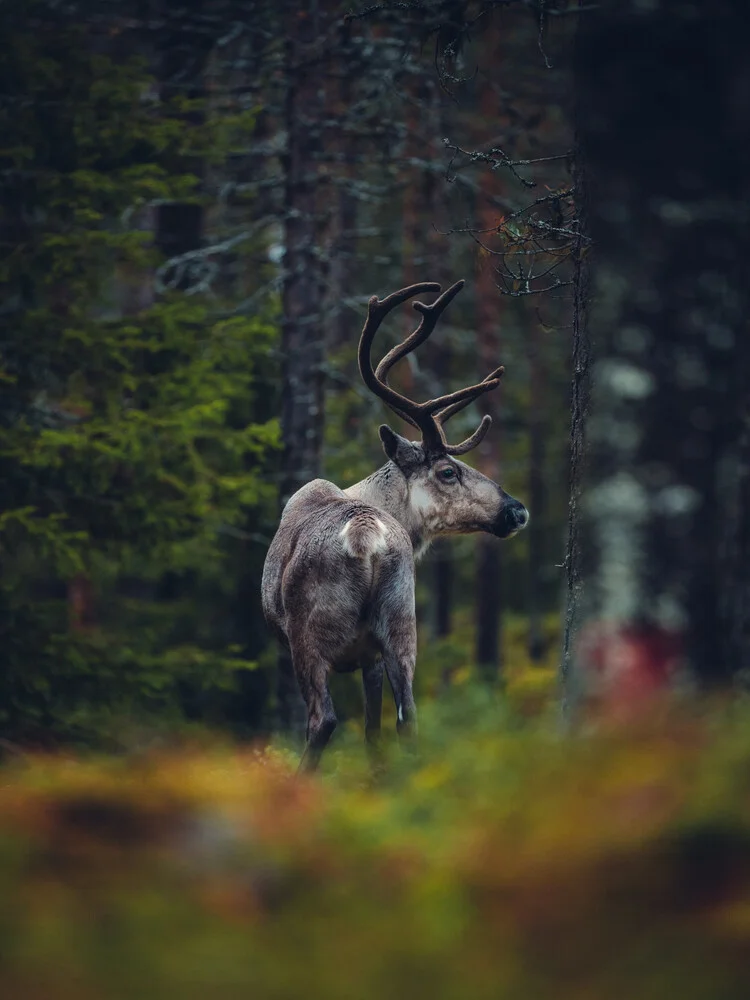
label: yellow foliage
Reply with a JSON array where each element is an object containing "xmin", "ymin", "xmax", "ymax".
[{"xmin": 3, "ymin": 692, "xmax": 750, "ymax": 999}]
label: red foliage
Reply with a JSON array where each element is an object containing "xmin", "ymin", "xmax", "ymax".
[{"xmin": 577, "ymin": 621, "xmax": 683, "ymax": 719}]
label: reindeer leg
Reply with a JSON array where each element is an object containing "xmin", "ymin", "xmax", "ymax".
[
  {"xmin": 295, "ymin": 657, "xmax": 337, "ymax": 774},
  {"xmin": 383, "ymin": 654, "xmax": 417, "ymax": 741},
  {"xmin": 374, "ymin": 568, "xmax": 418, "ymax": 745},
  {"xmin": 362, "ymin": 656, "xmax": 384, "ymax": 771}
]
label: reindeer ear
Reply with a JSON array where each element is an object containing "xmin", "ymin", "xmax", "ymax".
[
  {"xmin": 377, "ymin": 422, "xmax": 413, "ymax": 459},
  {"xmin": 379, "ymin": 424, "xmax": 401, "ymax": 460},
  {"xmin": 379, "ymin": 424, "xmax": 423, "ymax": 471}
]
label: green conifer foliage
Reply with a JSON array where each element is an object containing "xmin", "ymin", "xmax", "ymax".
[{"xmin": 0, "ymin": 4, "xmax": 280, "ymax": 743}]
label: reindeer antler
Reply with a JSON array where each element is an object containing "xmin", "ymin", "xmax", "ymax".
[{"xmin": 358, "ymin": 280, "xmax": 504, "ymax": 456}]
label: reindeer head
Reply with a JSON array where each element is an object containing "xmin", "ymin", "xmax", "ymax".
[{"xmin": 358, "ymin": 280, "xmax": 529, "ymax": 541}]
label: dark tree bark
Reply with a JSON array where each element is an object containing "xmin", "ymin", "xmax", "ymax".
[
  {"xmin": 474, "ymin": 244, "xmax": 504, "ymax": 679},
  {"xmin": 277, "ymin": 2, "xmax": 328, "ymax": 733},
  {"xmin": 475, "ymin": 533, "xmax": 502, "ymax": 680},
  {"xmin": 326, "ymin": 14, "xmax": 359, "ymax": 351},
  {"xmin": 724, "ymin": 390, "xmax": 750, "ymax": 679},
  {"xmin": 280, "ymin": 9, "xmax": 327, "ymax": 507},
  {"xmin": 401, "ymin": 67, "xmax": 458, "ymax": 649},
  {"xmin": 559, "ymin": 118, "xmax": 591, "ymax": 713},
  {"xmin": 431, "ymin": 312, "xmax": 455, "ymax": 652},
  {"xmin": 526, "ymin": 318, "xmax": 548, "ymax": 663},
  {"xmin": 400, "ymin": 70, "xmax": 434, "ymax": 393},
  {"xmin": 474, "ymin": 36, "xmax": 505, "ymax": 682},
  {"xmin": 572, "ymin": 0, "xmax": 750, "ymax": 701}
]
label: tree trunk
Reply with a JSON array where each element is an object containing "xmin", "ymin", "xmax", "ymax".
[
  {"xmin": 572, "ymin": 1, "xmax": 750, "ymax": 707},
  {"xmin": 401, "ymin": 67, "xmax": 458, "ymax": 649},
  {"xmin": 474, "ymin": 245, "xmax": 504, "ymax": 680},
  {"xmin": 277, "ymin": 2, "xmax": 327, "ymax": 733},
  {"xmin": 400, "ymin": 71, "xmax": 434, "ymax": 395},
  {"xmin": 326, "ymin": 14, "xmax": 358, "ymax": 350},
  {"xmin": 559, "ymin": 107, "xmax": 591, "ymax": 714},
  {"xmin": 474, "ymin": 29, "xmax": 505, "ymax": 683},
  {"xmin": 526, "ymin": 318, "xmax": 547, "ymax": 663}
]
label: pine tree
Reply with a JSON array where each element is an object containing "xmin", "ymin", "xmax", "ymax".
[{"xmin": 0, "ymin": 3, "xmax": 280, "ymax": 742}]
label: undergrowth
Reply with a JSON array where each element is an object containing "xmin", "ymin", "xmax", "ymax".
[{"xmin": 2, "ymin": 685, "xmax": 750, "ymax": 999}]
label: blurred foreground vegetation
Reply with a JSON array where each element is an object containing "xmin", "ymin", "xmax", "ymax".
[{"xmin": 3, "ymin": 685, "xmax": 750, "ymax": 999}]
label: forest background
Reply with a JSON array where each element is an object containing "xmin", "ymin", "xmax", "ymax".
[
  {"xmin": 4, "ymin": 2, "xmax": 750, "ymax": 997},
  {"xmin": 0, "ymin": 0, "xmax": 577, "ymax": 746}
]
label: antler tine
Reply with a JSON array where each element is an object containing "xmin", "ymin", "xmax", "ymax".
[
  {"xmin": 384, "ymin": 279, "xmax": 466, "ymax": 378},
  {"xmin": 411, "ymin": 280, "xmax": 502, "ymax": 420},
  {"xmin": 413, "ymin": 362, "xmax": 503, "ymax": 456},
  {"xmin": 435, "ymin": 367, "xmax": 505, "ymax": 423},
  {"xmin": 359, "ymin": 277, "xmax": 502, "ymax": 457},
  {"xmin": 421, "ymin": 370, "xmax": 503, "ymax": 419},
  {"xmin": 358, "ymin": 281, "xmax": 441, "ymax": 428},
  {"xmin": 445, "ymin": 414, "xmax": 493, "ymax": 455},
  {"xmin": 433, "ymin": 368, "xmax": 504, "ymax": 456},
  {"xmin": 372, "ymin": 280, "xmax": 466, "ymax": 428}
]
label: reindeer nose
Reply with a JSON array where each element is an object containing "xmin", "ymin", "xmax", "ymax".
[
  {"xmin": 494, "ymin": 497, "xmax": 529, "ymax": 538},
  {"xmin": 511, "ymin": 504, "xmax": 529, "ymax": 530}
]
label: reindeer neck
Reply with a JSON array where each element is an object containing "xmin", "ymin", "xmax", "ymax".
[{"xmin": 343, "ymin": 462, "xmax": 431, "ymax": 558}]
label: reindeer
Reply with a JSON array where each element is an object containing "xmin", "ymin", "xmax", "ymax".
[{"xmin": 262, "ymin": 280, "xmax": 529, "ymax": 771}]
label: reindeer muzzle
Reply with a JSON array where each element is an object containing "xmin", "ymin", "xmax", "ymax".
[{"xmin": 493, "ymin": 497, "xmax": 529, "ymax": 538}]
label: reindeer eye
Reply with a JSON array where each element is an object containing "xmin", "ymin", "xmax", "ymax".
[{"xmin": 437, "ymin": 466, "xmax": 457, "ymax": 482}]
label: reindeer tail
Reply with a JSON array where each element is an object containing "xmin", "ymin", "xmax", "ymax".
[{"xmin": 339, "ymin": 513, "xmax": 390, "ymax": 559}]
